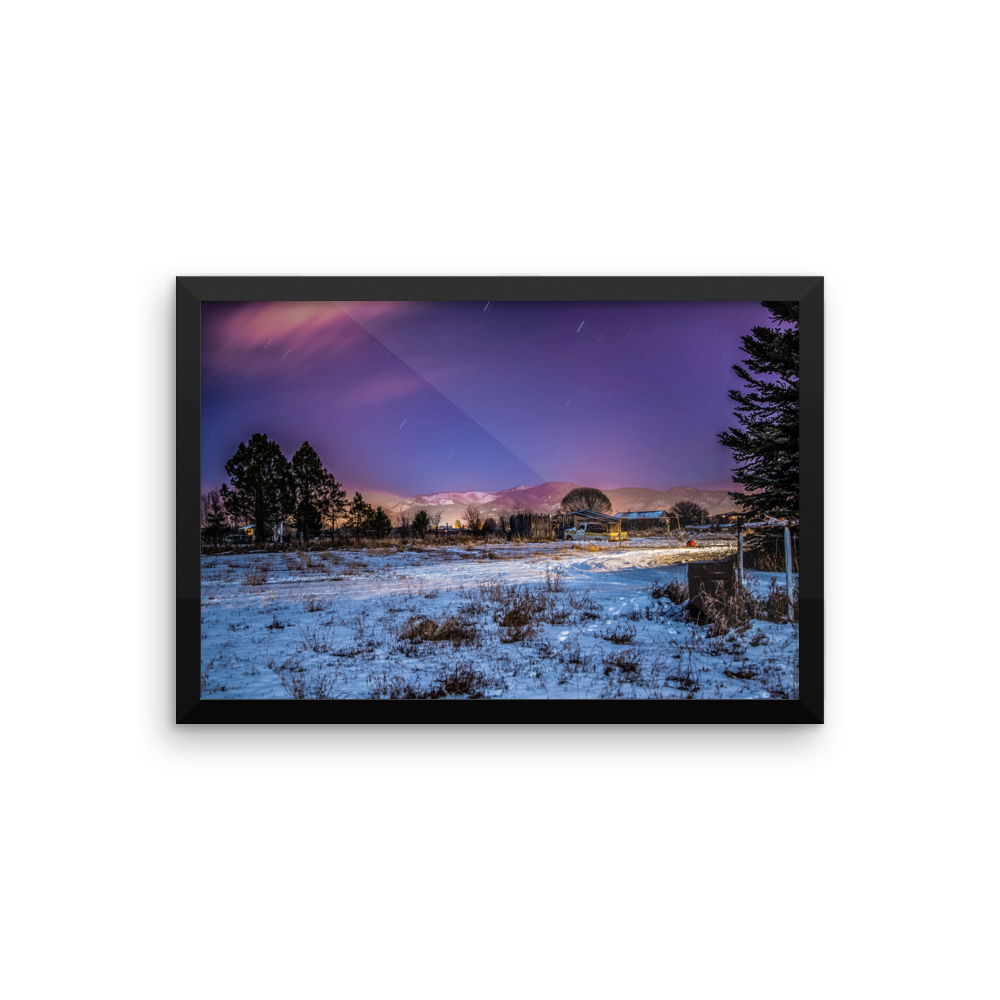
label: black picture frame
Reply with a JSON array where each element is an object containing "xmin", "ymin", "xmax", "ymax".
[{"xmin": 178, "ymin": 276, "xmax": 823, "ymax": 724}]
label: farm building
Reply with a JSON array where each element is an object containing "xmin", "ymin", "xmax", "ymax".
[
  {"xmin": 508, "ymin": 512, "xmax": 556, "ymax": 540},
  {"xmin": 565, "ymin": 509, "xmax": 621, "ymax": 529},
  {"xmin": 617, "ymin": 509, "xmax": 669, "ymax": 528}
]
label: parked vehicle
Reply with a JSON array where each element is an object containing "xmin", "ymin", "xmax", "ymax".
[{"xmin": 563, "ymin": 521, "xmax": 628, "ymax": 541}]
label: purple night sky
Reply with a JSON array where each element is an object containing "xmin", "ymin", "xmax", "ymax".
[{"xmin": 201, "ymin": 300, "xmax": 773, "ymax": 500}]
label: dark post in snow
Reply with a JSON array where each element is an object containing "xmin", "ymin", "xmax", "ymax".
[
  {"xmin": 737, "ymin": 525, "xmax": 744, "ymax": 589},
  {"xmin": 784, "ymin": 526, "xmax": 794, "ymax": 621}
]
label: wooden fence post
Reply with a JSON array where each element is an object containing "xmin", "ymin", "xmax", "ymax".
[
  {"xmin": 737, "ymin": 527, "xmax": 744, "ymax": 589},
  {"xmin": 784, "ymin": 525, "xmax": 794, "ymax": 621}
]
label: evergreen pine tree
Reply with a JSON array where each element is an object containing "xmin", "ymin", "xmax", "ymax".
[
  {"xmin": 203, "ymin": 486, "xmax": 229, "ymax": 542},
  {"xmin": 411, "ymin": 509, "xmax": 430, "ymax": 536},
  {"xmin": 327, "ymin": 472, "xmax": 348, "ymax": 531},
  {"xmin": 290, "ymin": 441, "xmax": 345, "ymax": 543},
  {"xmin": 222, "ymin": 433, "xmax": 294, "ymax": 543},
  {"xmin": 718, "ymin": 302, "xmax": 799, "ymax": 520},
  {"xmin": 369, "ymin": 506, "xmax": 392, "ymax": 538},
  {"xmin": 346, "ymin": 492, "xmax": 374, "ymax": 538}
]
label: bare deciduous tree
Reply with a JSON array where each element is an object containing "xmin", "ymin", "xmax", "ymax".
[
  {"xmin": 560, "ymin": 487, "xmax": 612, "ymax": 515},
  {"xmin": 463, "ymin": 503, "xmax": 484, "ymax": 533}
]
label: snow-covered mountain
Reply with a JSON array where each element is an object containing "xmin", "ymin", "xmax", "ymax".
[{"xmin": 367, "ymin": 481, "xmax": 740, "ymax": 521}]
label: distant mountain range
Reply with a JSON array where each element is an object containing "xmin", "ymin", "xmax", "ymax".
[{"xmin": 359, "ymin": 482, "xmax": 741, "ymax": 523}]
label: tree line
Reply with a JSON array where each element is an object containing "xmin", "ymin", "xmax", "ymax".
[{"xmin": 201, "ymin": 434, "xmax": 395, "ymax": 544}]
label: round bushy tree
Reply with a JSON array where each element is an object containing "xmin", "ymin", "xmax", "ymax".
[{"xmin": 560, "ymin": 487, "xmax": 612, "ymax": 515}]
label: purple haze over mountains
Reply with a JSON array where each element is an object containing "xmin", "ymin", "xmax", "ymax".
[{"xmin": 201, "ymin": 299, "xmax": 772, "ymax": 502}]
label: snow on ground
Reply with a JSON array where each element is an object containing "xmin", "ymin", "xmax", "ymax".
[{"xmin": 199, "ymin": 537, "xmax": 799, "ymax": 700}]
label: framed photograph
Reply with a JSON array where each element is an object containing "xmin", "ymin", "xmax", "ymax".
[{"xmin": 177, "ymin": 277, "xmax": 823, "ymax": 723}]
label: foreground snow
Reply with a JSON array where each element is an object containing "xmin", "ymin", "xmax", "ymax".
[{"xmin": 200, "ymin": 538, "xmax": 798, "ymax": 700}]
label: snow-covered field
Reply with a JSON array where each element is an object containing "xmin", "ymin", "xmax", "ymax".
[{"xmin": 200, "ymin": 538, "xmax": 798, "ymax": 700}]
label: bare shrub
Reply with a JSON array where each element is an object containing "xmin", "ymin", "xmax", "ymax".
[
  {"xmin": 437, "ymin": 662, "xmax": 493, "ymax": 698},
  {"xmin": 367, "ymin": 672, "xmax": 441, "ymax": 699},
  {"xmin": 542, "ymin": 603, "xmax": 571, "ymax": 626},
  {"xmin": 567, "ymin": 591, "xmax": 601, "ymax": 618},
  {"xmin": 599, "ymin": 623, "xmax": 636, "ymax": 644},
  {"xmin": 303, "ymin": 597, "xmax": 326, "ymax": 613},
  {"xmin": 602, "ymin": 648, "xmax": 641, "ymax": 674},
  {"xmin": 301, "ymin": 626, "xmax": 335, "ymax": 653},
  {"xmin": 492, "ymin": 586, "xmax": 546, "ymax": 644},
  {"xmin": 241, "ymin": 563, "xmax": 270, "ymax": 586},
  {"xmin": 558, "ymin": 640, "xmax": 593, "ymax": 669},
  {"xmin": 724, "ymin": 664, "xmax": 759, "ymax": 680},
  {"xmin": 367, "ymin": 660, "xmax": 497, "ymax": 699},
  {"xmin": 399, "ymin": 615, "xmax": 477, "ymax": 647},
  {"xmin": 281, "ymin": 664, "xmax": 342, "ymax": 699},
  {"xmin": 693, "ymin": 575, "xmax": 799, "ymax": 631},
  {"xmin": 544, "ymin": 567, "xmax": 566, "ymax": 592}
]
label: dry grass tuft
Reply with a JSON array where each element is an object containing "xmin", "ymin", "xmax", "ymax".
[
  {"xmin": 650, "ymin": 578, "xmax": 689, "ymax": 603},
  {"xmin": 280, "ymin": 664, "xmax": 343, "ymax": 699},
  {"xmin": 241, "ymin": 563, "xmax": 270, "ymax": 586},
  {"xmin": 599, "ymin": 623, "xmax": 637, "ymax": 644},
  {"xmin": 602, "ymin": 648, "xmax": 641, "ymax": 674},
  {"xmin": 367, "ymin": 660, "xmax": 496, "ymax": 699},
  {"xmin": 399, "ymin": 615, "xmax": 477, "ymax": 647},
  {"xmin": 692, "ymin": 575, "xmax": 799, "ymax": 633}
]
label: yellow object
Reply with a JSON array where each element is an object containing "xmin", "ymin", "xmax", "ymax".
[{"xmin": 564, "ymin": 527, "xmax": 628, "ymax": 541}]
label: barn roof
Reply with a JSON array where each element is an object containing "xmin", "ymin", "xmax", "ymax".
[
  {"xmin": 618, "ymin": 510, "xmax": 667, "ymax": 519},
  {"xmin": 568, "ymin": 509, "xmax": 620, "ymax": 522}
]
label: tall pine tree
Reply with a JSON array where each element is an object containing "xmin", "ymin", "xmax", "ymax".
[
  {"xmin": 369, "ymin": 506, "xmax": 392, "ymax": 538},
  {"xmin": 346, "ymin": 492, "xmax": 374, "ymax": 538},
  {"xmin": 718, "ymin": 301, "xmax": 799, "ymax": 520},
  {"xmin": 290, "ymin": 441, "xmax": 345, "ymax": 542},
  {"xmin": 221, "ymin": 433, "xmax": 294, "ymax": 543},
  {"xmin": 328, "ymin": 472, "xmax": 348, "ymax": 531},
  {"xmin": 201, "ymin": 485, "xmax": 230, "ymax": 543}
]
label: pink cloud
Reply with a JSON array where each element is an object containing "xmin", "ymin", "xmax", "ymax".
[
  {"xmin": 203, "ymin": 301, "xmax": 424, "ymax": 369},
  {"xmin": 336, "ymin": 370, "xmax": 427, "ymax": 408}
]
